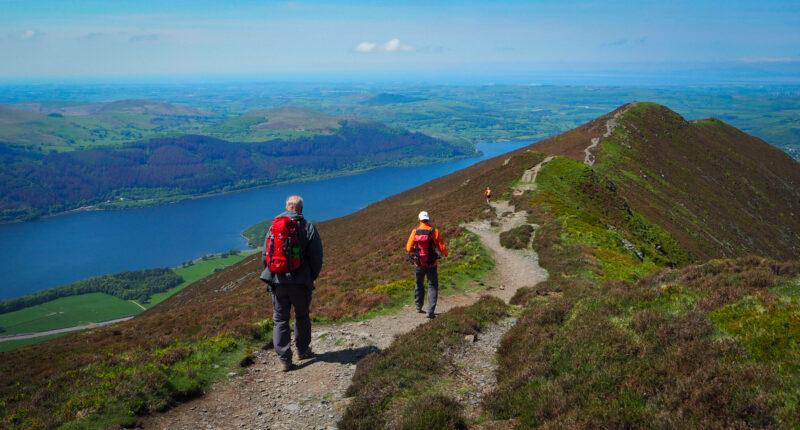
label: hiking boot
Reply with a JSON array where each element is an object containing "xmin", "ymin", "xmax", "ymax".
[
  {"xmin": 427, "ymin": 313, "xmax": 436, "ymax": 319},
  {"xmin": 416, "ymin": 308, "xmax": 426, "ymax": 314},
  {"xmin": 281, "ymin": 361, "xmax": 293, "ymax": 372},
  {"xmin": 298, "ymin": 348, "xmax": 315, "ymax": 360}
]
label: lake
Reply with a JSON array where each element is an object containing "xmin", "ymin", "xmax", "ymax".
[{"xmin": 0, "ymin": 141, "xmax": 531, "ymax": 300}]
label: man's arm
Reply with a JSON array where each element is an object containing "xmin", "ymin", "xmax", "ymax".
[
  {"xmin": 406, "ymin": 229, "xmax": 416, "ymax": 253},
  {"xmin": 435, "ymin": 229, "xmax": 449, "ymax": 257},
  {"xmin": 306, "ymin": 222, "xmax": 323, "ymax": 280}
]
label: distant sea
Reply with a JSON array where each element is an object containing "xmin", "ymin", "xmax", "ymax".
[{"xmin": 0, "ymin": 141, "xmax": 531, "ymax": 300}]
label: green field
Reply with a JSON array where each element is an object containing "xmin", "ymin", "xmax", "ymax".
[
  {"xmin": 0, "ymin": 252, "xmax": 253, "ymax": 351},
  {"xmin": 0, "ymin": 293, "xmax": 140, "ymax": 336}
]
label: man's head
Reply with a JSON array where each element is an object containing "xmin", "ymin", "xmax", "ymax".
[
  {"xmin": 418, "ymin": 211, "xmax": 430, "ymax": 222},
  {"xmin": 286, "ymin": 195, "xmax": 304, "ymax": 213}
]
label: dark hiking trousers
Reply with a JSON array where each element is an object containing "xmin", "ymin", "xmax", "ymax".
[
  {"xmin": 272, "ymin": 284, "xmax": 312, "ymax": 365},
  {"xmin": 414, "ymin": 265, "xmax": 439, "ymax": 315}
]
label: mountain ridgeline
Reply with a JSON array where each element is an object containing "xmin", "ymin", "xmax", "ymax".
[
  {"xmin": 536, "ymin": 102, "xmax": 800, "ymax": 261},
  {"xmin": 0, "ymin": 118, "xmax": 474, "ymax": 221},
  {"xmin": 3, "ymin": 102, "xmax": 800, "ymax": 428}
]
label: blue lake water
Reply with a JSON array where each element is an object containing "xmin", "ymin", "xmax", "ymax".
[{"xmin": 0, "ymin": 141, "xmax": 531, "ymax": 300}]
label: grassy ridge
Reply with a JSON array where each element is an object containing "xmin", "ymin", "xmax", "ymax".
[
  {"xmin": 339, "ymin": 101, "xmax": 800, "ymax": 427},
  {"xmin": 482, "ymin": 151, "xmax": 800, "ymax": 427}
]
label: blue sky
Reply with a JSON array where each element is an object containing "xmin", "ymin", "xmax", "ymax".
[{"xmin": 1, "ymin": 0, "xmax": 799, "ymax": 82}]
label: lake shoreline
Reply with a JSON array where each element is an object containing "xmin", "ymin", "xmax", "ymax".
[
  {"xmin": 1, "ymin": 140, "xmax": 532, "ymax": 300},
  {"xmin": 1, "ymin": 151, "xmax": 483, "ymax": 225}
]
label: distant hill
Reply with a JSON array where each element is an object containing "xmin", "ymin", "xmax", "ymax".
[
  {"xmin": 0, "ymin": 119, "xmax": 475, "ymax": 221},
  {"xmin": 0, "ymin": 100, "xmax": 217, "ymax": 150},
  {"xmin": 13, "ymin": 99, "xmax": 216, "ymax": 118},
  {"xmin": 3, "ymin": 102, "xmax": 799, "ymax": 428},
  {"xmin": 241, "ymin": 106, "xmax": 344, "ymax": 131},
  {"xmin": 362, "ymin": 93, "xmax": 426, "ymax": 106}
]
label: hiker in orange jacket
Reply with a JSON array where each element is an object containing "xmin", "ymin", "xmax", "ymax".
[{"xmin": 406, "ymin": 211, "xmax": 449, "ymax": 318}]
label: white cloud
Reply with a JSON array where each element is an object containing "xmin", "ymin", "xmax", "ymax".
[
  {"xmin": 353, "ymin": 38, "xmax": 414, "ymax": 53},
  {"xmin": 8, "ymin": 29, "xmax": 41, "ymax": 40},
  {"xmin": 354, "ymin": 41, "xmax": 378, "ymax": 52}
]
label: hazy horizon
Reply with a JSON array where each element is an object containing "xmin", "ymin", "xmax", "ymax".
[{"xmin": 2, "ymin": 0, "xmax": 799, "ymax": 85}]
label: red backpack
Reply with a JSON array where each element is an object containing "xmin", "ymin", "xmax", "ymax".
[
  {"xmin": 264, "ymin": 217, "xmax": 302, "ymax": 274},
  {"xmin": 410, "ymin": 227, "xmax": 439, "ymax": 267}
]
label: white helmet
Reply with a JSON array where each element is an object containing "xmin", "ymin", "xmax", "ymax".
[{"xmin": 418, "ymin": 211, "xmax": 430, "ymax": 221}]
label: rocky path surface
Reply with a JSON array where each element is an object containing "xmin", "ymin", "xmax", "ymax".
[
  {"xmin": 142, "ymin": 189, "xmax": 547, "ymax": 429},
  {"xmin": 584, "ymin": 102, "xmax": 637, "ymax": 166}
]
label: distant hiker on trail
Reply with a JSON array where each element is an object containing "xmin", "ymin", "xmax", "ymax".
[
  {"xmin": 485, "ymin": 186, "xmax": 492, "ymax": 203},
  {"xmin": 261, "ymin": 195, "xmax": 323, "ymax": 372},
  {"xmin": 406, "ymin": 211, "xmax": 449, "ymax": 319}
]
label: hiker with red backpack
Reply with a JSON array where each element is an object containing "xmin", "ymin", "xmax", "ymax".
[
  {"xmin": 406, "ymin": 211, "xmax": 449, "ymax": 319},
  {"xmin": 260, "ymin": 195, "xmax": 323, "ymax": 372}
]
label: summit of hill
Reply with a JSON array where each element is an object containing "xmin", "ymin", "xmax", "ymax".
[
  {"xmin": 537, "ymin": 102, "xmax": 800, "ymax": 261},
  {"xmin": 239, "ymin": 106, "xmax": 347, "ymax": 131},
  {"xmin": 2, "ymin": 102, "xmax": 800, "ymax": 428}
]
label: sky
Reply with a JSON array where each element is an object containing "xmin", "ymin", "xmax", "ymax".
[{"xmin": 1, "ymin": 0, "xmax": 799, "ymax": 83}]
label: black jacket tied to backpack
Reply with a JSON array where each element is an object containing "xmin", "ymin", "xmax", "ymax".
[{"xmin": 260, "ymin": 210, "xmax": 323, "ymax": 289}]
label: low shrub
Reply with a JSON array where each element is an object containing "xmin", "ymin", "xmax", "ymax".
[
  {"xmin": 339, "ymin": 296, "xmax": 507, "ymax": 429},
  {"xmin": 498, "ymin": 224, "xmax": 534, "ymax": 249}
]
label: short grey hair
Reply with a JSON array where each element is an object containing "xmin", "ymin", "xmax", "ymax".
[{"xmin": 286, "ymin": 195, "xmax": 304, "ymax": 212}]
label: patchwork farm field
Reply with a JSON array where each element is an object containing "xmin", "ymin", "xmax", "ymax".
[
  {"xmin": 0, "ymin": 293, "xmax": 140, "ymax": 336},
  {"xmin": 0, "ymin": 253, "xmax": 252, "ymax": 352}
]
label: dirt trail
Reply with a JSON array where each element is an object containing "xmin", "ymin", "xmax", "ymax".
[
  {"xmin": 142, "ymin": 190, "xmax": 547, "ymax": 429},
  {"xmin": 583, "ymin": 103, "xmax": 637, "ymax": 166},
  {"xmin": 0, "ymin": 317, "xmax": 134, "ymax": 343}
]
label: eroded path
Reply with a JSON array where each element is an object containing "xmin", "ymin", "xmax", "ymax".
[
  {"xmin": 584, "ymin": 103, "xmax": 637, "ymax": 166},
  {"xmin": 142, "ymin": 195, "xmax": 547, "ymax": 429}
]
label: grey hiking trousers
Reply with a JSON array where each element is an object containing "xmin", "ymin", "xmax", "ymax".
[
  {"xmin": 414, "ymin": 265, "xmax": 439, "ymax": 315},
  {"xmin": 271, "ymin": 284, "xmax": 312, "ymax": 364}
]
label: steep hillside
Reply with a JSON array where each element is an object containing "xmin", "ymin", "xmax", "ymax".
[
  {"xmin": 537, "ymin": 102, "xmax": 800, "ymax": 261},
  {"xmin": 340, "ymin": 104, "xmax": 800, "ymax": 428},
  {"xmin": 3, "ymin": 102, "xmax": 800, "ymax": 428}
]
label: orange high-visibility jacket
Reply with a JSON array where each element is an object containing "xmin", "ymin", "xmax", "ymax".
[{"xmin": 406, "ymin": 222, "xmax": 449, "ymax": 266}]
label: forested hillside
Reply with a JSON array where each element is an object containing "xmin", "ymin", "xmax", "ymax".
[{"xmin": 0, "ymin": 120, "xmax": 473, "ymax": 221}]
